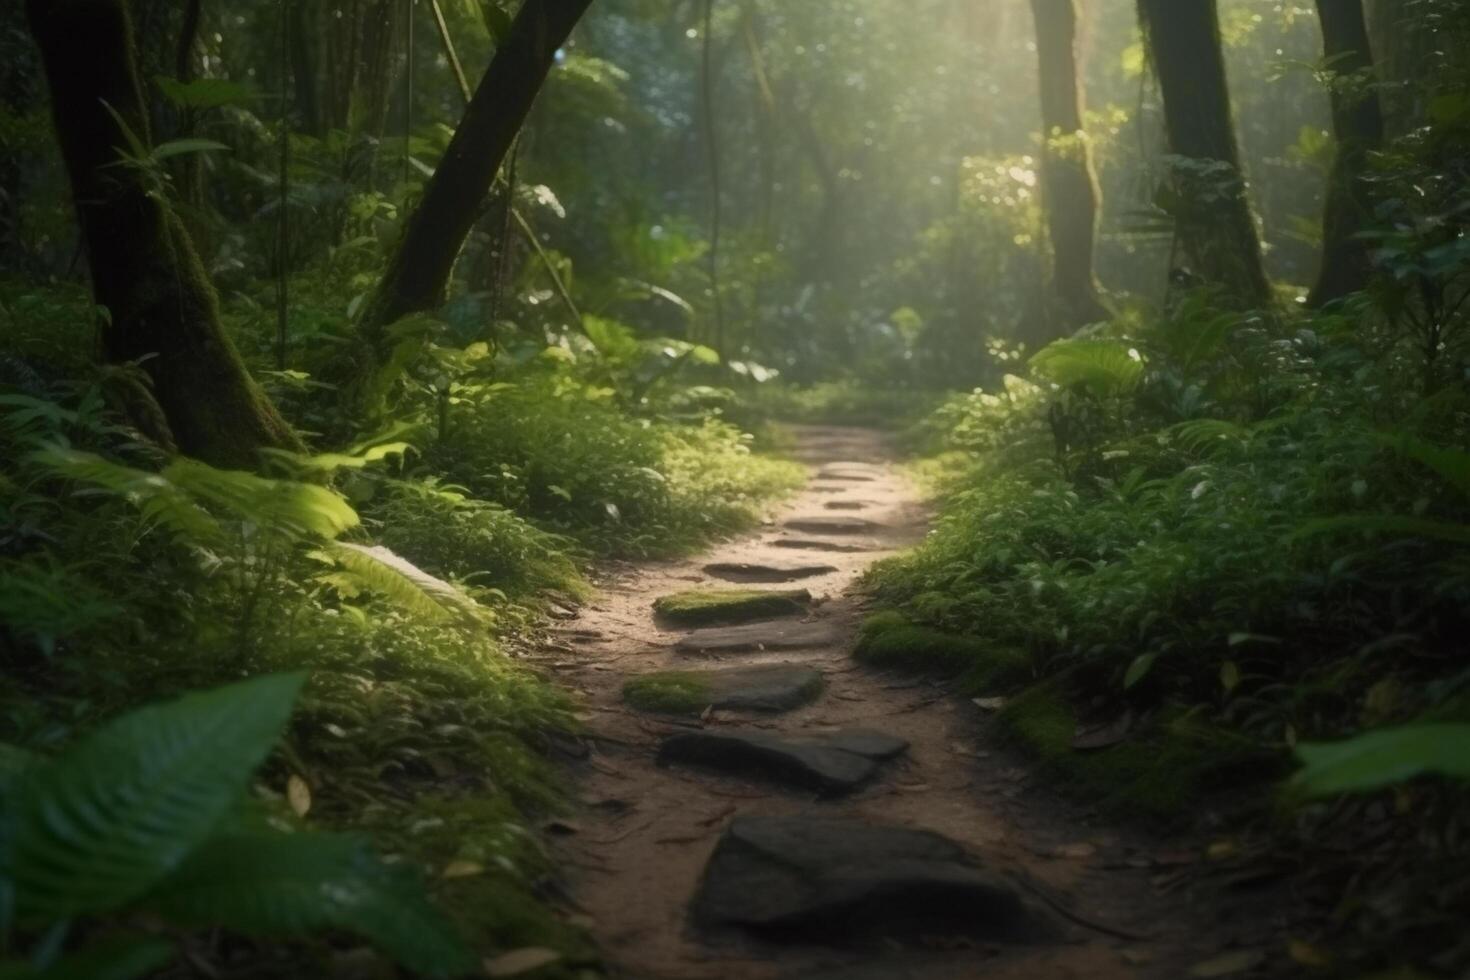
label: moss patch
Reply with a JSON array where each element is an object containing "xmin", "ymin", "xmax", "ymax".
[
  {"xmin": 623, "ymin": 673, "xmax": 714, "ymax": 714},
  {"xmin": 653, "ymin": 588, "xmax": 811, "ymax": 626},
  {"xmin": 854, "ymin": 613, "xmax": 1028, "ymax": 690},
  {"xmin": 993, "ymin": 684, "xmax": 1269, "ymax": 821}
]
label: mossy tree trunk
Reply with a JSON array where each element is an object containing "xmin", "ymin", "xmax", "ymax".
[
  {"xmin": 1309, "ymin": 0, "xmax": 1385, "ymax": 307},
  {"xmin": 1029, "ymin": 0, "xmax": 1108, "ymax": 335},
  {"xmin": 1137, "ymin": 0, "xmax": 1272, "ymax": 305},
  {"xmin": 27, "ymin": 0, "xmax": 301, "ymax": 468},
  {"xmin": 354, "ymin": 0, "xmax": 594, "ymax": 388}
]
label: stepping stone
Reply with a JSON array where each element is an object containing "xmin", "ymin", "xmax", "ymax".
[
  {"xmin": 658, "ymin": 729, "xmax": 907, "ymax": 795},
  {"xmin": 675, "ymin": 619, "xmax": 841, "ymax": 654},
  {"xmin": 785, "ymin": 516, "xmax": 882, "ymax": 535},
  {"xmin": 654, "ymin": 588, "xmax": 811, "ymax": 626},
  {"xmin": 623, "ymin": 664, "xmax": 824, "ymax": 715},
  {"xmin": 771, "ymin": 539, "xmax": 876, "ymax": 554},
  {"xmin": 693, "ymin": 816, "xmax": 1054, "ymax": 945},
  {"xmin": 814, "ymin": 472, "xmax": 877, "ymax": 483},
  {"xmin": 703, "ymin": 561, "xmax": 839, "ymax": 584}
]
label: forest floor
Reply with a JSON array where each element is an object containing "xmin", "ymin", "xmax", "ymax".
[{"xmin": 540, "ymin": 425, "xmax": 1279, "ymax": 980}]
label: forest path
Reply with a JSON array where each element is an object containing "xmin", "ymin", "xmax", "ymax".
[{"xmin": 546, "ymin": 426, "xmax": 1223, "ymax": 980}]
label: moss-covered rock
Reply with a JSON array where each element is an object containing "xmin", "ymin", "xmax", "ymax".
[
  {"xmin": 653, "ymin": 588, "xmax": 811, "ymax": 626},
  {"xmin": 623, "ymin": 672, "xmax": 713, "ymax": 714},
  {"xmin": 623, "ymin": 665, "xmax": 825, "ymax": 716},
  {"xmin": 854, "ymin": 613, "xmax": 1028, "ymax": 691}
]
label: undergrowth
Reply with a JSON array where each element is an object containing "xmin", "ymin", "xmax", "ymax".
[{"xmin": 863, "ymin": 289, "xmax": 1470, "ymax": 973}]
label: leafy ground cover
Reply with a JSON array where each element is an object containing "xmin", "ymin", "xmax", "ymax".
[
  {"xmin": 0, "ymin": 282, "xmax": 801, "ymax": 977},
  {"xmin": 863, "ymin": 291, "xmax": 1470, "ymax": 974}
]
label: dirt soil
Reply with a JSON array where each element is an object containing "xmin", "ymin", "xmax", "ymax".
[{"xmin": 544, "ymin": 425, "xmax": 1275, "ymax": 980}]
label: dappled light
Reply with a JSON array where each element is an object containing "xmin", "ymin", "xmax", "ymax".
[{"xmin": 2, "ymin": 0, "xmax": 1468, "ymax": 978}]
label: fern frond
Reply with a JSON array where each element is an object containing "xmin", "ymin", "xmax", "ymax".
[
  {"xmin": 328, "ymin": 542, "xmax": 488, "ymax": 627},
  {"xmin": 1029, "ymin": 339, "xmax": 1145, "ymax": 396},
  {"xmin": 163, "ymin": 459, "xmax": 359, "ymax": 539},
  {"xmin": 4, "ymin": 673, "xmax": 305, "ymax": 917},
  {"xmin": 28, "ymin": 447, "xmax": 221, "ymax": 542}
]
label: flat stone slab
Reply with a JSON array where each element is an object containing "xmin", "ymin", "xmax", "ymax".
[
  {"xmin": 785, "ymin": 516, "xmax": 883, "ymax": 535},
  {"xmin": 658, "ymin": 729, "xmax": 908, "ymax": 794},
  {"xmin": 693, "ymin": 816, "xmax": 1054, "ymax": 944},
  {"xmin": 623, "ymin": 664, "xmax": 824, "ymax": 715},
  {"xmin": 675, "ymin": 619, "xmax": 841, "ymax": 654},
  {"xmin": 703, "ymin": 561, "xmax": 840, "ymax": 584},
  {"xmin": 654, "ymin": 588, "xmax": 811, "ymax": 626},
  {"xmin": 814, "ymin": 472, "xmax": 877, "ymax": 483},
  {"xmin": 771, "ymin": 539, "xmax": 877, "ymax": 554}
]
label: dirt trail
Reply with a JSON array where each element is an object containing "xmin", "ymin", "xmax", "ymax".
[{"xmin": 547, "ymin": 426, "xmax": 1231, "ymax": 980}]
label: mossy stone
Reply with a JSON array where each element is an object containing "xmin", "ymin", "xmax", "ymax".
[
  {"xmin": 654, "ymin": 588, "xmax": 811, "ymax": 626},
  {"xmin": 623, "ymin": 673, "xmax": 713, "ymax": 714}
]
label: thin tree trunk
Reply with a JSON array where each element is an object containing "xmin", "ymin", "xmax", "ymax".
[
  {"xmin": 356, "ymin": 0, "xmax": 594, "ymax": 379},
  {"xmin": 1030, "ymin": 0, "xmax": 1107, "ymax": 334},
  {"xmin": 355, "ymin": 0, "xmax": 398, "ymax": 138},
  {"xmin": 1309, "ymin": 0, "xmax": 1385, "ymax": 306},
  {"xmin": 1137, "ymin": 0, "xmax": 1271, "ymax": 305},
  {"xmin": 289, "ymin": 0, "xmax": 323, "ymax": 136},
  {"xmin": 27, "ymin": 0, "xmax": 300, "ymax": 467}
]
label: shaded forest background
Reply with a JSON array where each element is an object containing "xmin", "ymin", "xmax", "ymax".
[{"xmin": 1, "ymin": 0, "xmax": 1468, "ymax": 978}]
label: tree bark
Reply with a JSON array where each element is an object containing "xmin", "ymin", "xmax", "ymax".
[
  {"xmin": 358, "ymin": 0, "xmax": 594, "ymax": 346},
  {"xmin": 27, "ymin": 0, "xmax": 301, "ymax": 468},
  {"xmin": 1030, "ymin": 0, "xmax": 1107, "ymax": 334},
  {"xmin": 1137, "ymin": 0, "xmax": 1272, "ymax": 305},
  {"xmin": 1366, "ymin": 0, "xmax": 1429, "ymax": 136},
  {"xmin": 1309, "ymin": 0, "xmax": 1385, "ymax": 307}
]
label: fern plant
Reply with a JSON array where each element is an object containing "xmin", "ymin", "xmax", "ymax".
[{"xmin": 0, "ymin": 674, "xmax": 475, "ymax": 978}]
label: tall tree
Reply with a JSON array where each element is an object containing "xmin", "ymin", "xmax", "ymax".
[
  {"xmin": 27, "ymin": 0, "xmax": 300, "ymax": 467},
  {"xmin": 1137, "ymin": 0, "xmax": 1272, "ymax": 305},
  {"xmin": 1029, "ymin": 0, "xmax": 1107, "ymax": 333},
  {"xmin": 354, "ymin": 0, "xmax": 595, "ymax": 395},
  {"xmin": 1310, "ymin": 0, "xmax": 1385, "ymax": 306}
]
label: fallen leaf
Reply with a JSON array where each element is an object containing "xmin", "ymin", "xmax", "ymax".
[
  {"xmin": 442, "ymin": 860, "xmax": 484, "ymax": 879},
  {"xmin": 484, "ymin": 948, "xmax": 562, "ymax": 977},
  {"xmin": 1073, "ymin": 710, "xmax": 1134, "ymax": 750},
  {"xmin": 286, "ymin": 774, "xmax": 312, "ymax": 817},
  {"xmin": 972, "ymin": 696, "xmax": 1007, "ymax": 711},
  {"xmin": 1288, "ymin": 939, "xmax": 1332, "ymax": 968},
  {"xmin": 1053, "ymin": 842, "xmax": 1097, "ymax": 859},
  {"xmin": 1187, "ymin": 949, "xmax": 1266, "ymax": 977}
]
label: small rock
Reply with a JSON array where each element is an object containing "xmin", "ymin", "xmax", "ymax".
[
  {"xmin": 703, "ymin": 561, "xmax": 840, "ymax": 583},
  {"xmin": 771, "ymin": 538, "xmax": 876, "ymax": 553},
  {"xmin": 675, "ymin": 619, "xmax": 841, "ymax": 654}
]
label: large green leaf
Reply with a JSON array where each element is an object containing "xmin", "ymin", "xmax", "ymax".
[
  {"xmin": 1292, "ymin": 723, "xmax": 1470, "ymax": 797},
  {"xmin": 0, "ymin": 937, "xmax": 173, "ymax": 980},
  {"xmin": 145, "ymin": 831, "xmax": 474, "ymax": 978},
  {"xmin": 2, "ymin": 674, "xmax": 305, "ymax": 918}
]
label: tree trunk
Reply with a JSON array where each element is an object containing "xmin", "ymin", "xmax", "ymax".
[
  {"xmin": 1030, "ymin": 0, "xmax": 1107, "ymax": 334},
  {"xmin": 1309, "ymin": 0, "xmax": 1385, "ymax": 307},
  {"xmin": 1366, "ymin": 0, "xmax": 1429, "ymax": 136},
  {"xmin": 27, "ymin": 0, "xmax": 301, "ymax": 468},
  {"xmin": 1137, "ymin": 0, "xmax": 1272, "ymax": 305},
  {"xmin": 290, "ymin": 0, "xmax": 323, "ymax": 136},
  {"xmin": 354, "ymin": 0, "xmax": 398, "ymax": 139},
  {"xmin": 355, "ymin": 0, "xmax": 594, "ymax": 375}
]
